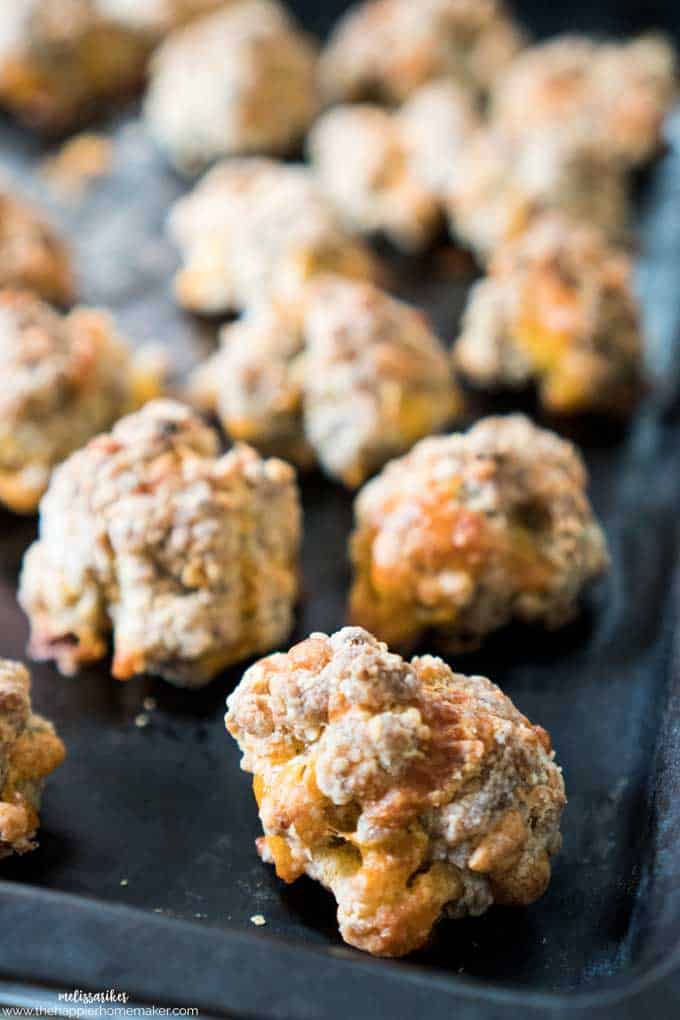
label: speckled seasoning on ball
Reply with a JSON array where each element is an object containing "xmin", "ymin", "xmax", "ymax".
[
  {"xmin": 226, "ymin": 626, "xmax": 566, "ymax": 956},
  {"xmin": 144, "ymin": 0, "xmax": 319, "ymax": 174},
  {"xmin": 491, "ymin": 35, "xmax": 677, "ymax": 169},
  {"xmin": 0, "ymin": 0, "xmax": 230, "ymax": 133},
  {"xmin": 19, "ymin": 400, "xmax": 301, "ymax": 687},
  {"xmin": 168, "ymin": 158, "xmax": 378, "ymax": 316},
  {"xmin": 319, "ymin": 0, "xmax": 523, "ymax": 105},
  {"xmin": 308, "ymin": 80, "xmax": 478, "ymax": 253},
  {"xmin": 190, "ymin": 275, "xmax": 462, "ymax": 487},
  {"xmin": 349, "ymin": 414, "xmax": 609, "ymax": 651},
  {"xmin": 445, "ymin": 126, "xmax": 628, "ymax": 261},
  {"xmin": 0, "ymin": 289, "xmax": 162, "ymax": 514},
  {"xmin": 453, "ymin": 213, "xmax": 643, "ymax": 415}
]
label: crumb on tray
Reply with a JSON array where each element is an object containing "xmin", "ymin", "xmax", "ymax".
[{"xmin": 42, "ymin": 133, "xmax": 113, "ymax": 198}]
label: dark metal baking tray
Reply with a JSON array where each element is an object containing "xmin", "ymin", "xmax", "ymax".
[{"xmin": 2, "ymin": 3, "xmax": 680, "ymax": 1017}]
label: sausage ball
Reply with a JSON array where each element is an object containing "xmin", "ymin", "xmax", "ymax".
[
  {"xmin": 0, "ymin": 0, "xmax": 151, "ymax": 133},
  {"xmin": 308, "ymin": 105, "xmax": 441, "ymax": 254},
  {"xmin": 226, "ymin": 626, "xmax": 566, "ymax": 957},
  {"xmin": 189, "ymin": 305, "xmax": 313, "ymax": 468},
  {"xmin": 0, "ymin": 0, "xmax": 231, "ymax": 133},
  {"xmin": 168, "ymin": 158, "xmax": 378, "ymax": 316},
  {"xmin": 0, "ymin": 190, "xmax": 74, "ymax": 306},
  {"xmin": 0, "ymin": 289, "xmax": 162, "ymax": 514},
  {"xmin": 320, "ymin": 0, "xmax": 523, "ymax": 105},
  {"xmin": 19, "ymin": 400, "xmax": 301, "ymax": 687},
  {"xmin": 445, "ymin": 126, "xmax": 628, "ymax": 261},
  {"xmin": 144, "ymin": 0, "xmax": 319, "ymax": 174},
  {"xmin": 453, "ymin": 214, "xmax": 643, "ymax": 415},
  {"xmin": 190, "ymin": 276, "xmax": 461, "ymax": 487},
  {"xmin": 350, "ymin": 415, "xmax": 609, "ymax": 651},
  {"xmin": 492, "ymin": 35, "xmax": 677, "ymax": 168},
  {"xmin": 397, "ymin": 77, "xmax": 480, "ymax": 198},
  {"xmin": 0, "ymin": 659, "xmax": 65, "ymax": 860},
  {"xmin": 308, "ymin": 80, "xmax": 478, "ymax": 253}
]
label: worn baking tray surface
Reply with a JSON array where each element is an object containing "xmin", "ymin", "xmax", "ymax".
[{"xmin": 1, "ymin": 95, "xmax": 680, "ymax": 1020}]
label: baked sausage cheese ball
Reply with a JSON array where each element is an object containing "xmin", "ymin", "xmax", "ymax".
[
  {"xmin": 308, "ymin": 105, "xmax": 442, "ymax": 255},
  {"xmin": 19, "ymin": 400, "xmax": 301, "ymax": 687},
  {"xmin": 190, "ymin": 305, "xmax": 313, "ymax": 469},
  {"xmin": 0, "ymin": 289, "xmax": 162, "ymax": 514},
  {"xmin": 453, "ymin": 214, "xmax": 643, "ymax": 415},
  {"xmin": 308, "ymin": 80, "xmax": 478, "ymax": 253},
  {"xmin": 350, "ymin": 415, "xmax": 609, "ymax": 651},
  {"xmin": 191, "ymin": 276, "xmax": 461, "ymax": 487},
  {"xmin": 0, "ymin": 190, "xmax": 74, "ymax": 306},
  {"xmin": 144, "ymin": 0, "xmax": 319, "ymax": 174},
  {"xmin": 398, "ymin": 78, "xmax": 480, "ymax": 200},
  {"xmin": 0, "ymin": 659, "xmax": 65, "ymax": 860},
  {"xmin": 168, "ymin": 159, "xmax": 378, "ymax": 315},
  {"xmin": 445, "ymin": 126, "xmax": 628, "ymax": 261},
  {"xmin": 320, "ymin": 0, "xmax": 523, "ymax": 105},
  {"xmin": 492, "ymin": 35, "xmax": 677, "ymax": 169},
  {"xmin": 0, "ymin": 0, "xmax": 151, "ymax": 134},
  {"xmin": 226, "ymin": 626, "xmax": 566, "ymax": 957},
  {"xmin": 0, "ymin": 0, "xmax": 231, "ymax": 133}
]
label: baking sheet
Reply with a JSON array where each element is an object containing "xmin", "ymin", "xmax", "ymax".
[{"xmin": 1, "ymin": 6, "xmax": 680, "ymax": 1014}]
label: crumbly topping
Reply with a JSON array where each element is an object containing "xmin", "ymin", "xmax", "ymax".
[
  {"xmin": 308, "ymin": 80, "xmax": 477, "ymax": 253},
  {"xmin": 0, "ymin": 289, "xmax": 161, "ymax": 513},
  {"xmin": 350, "ymin": 414, "xmax": 609, "ymax": 650},
  {"xmin": 190, "ymin": 305, "xmax": 312, "ymax": 468},
  {"xmin": 19, "ymin": 399, "xmax": 301, "ymax": 687},
  {"xmin": 445, "ymin": 125, "xmax": 628, "ymax": 261},
  {"xmin": 319, "ymin": 0, "xmax": 523, "ymax": 104},
  {"xmin": 492, "ymin": 34, "xmax": 677, "ymax": 168},
  {"xmin": 453, "ymin": 213, "xmax": 643, "ymax": 414},
  {"xmin": 190, "ymin": 275, "xmax": 461, "ymax": 487},
  {"xmin": 301, "ymin": 277, "xmax": 461, "ymax": 487},
  {"xmin": 144, "ymin": 1, "xmax": 319, "ymax": 175},
  {"xmin": 226, "ymin": 626, "xmax": 566, "ymax": 956},
  {"xmin": 0, "ymin": 0, "xmax": 237, "ymax": 132},
  {"xmin": 168, "ymin": 158, "xmax": 378, "ymax": 315},
  {"xmin": 0, "ymin": 659, "xmax": 65, "ymax": 859},
  {"xmin": 0, "ymin": 0, "xmax": 152, "ymax": 132}
]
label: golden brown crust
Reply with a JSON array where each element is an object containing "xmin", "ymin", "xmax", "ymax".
[
  {"xmin": 0, "ymin": 0, "xmax": 152, "ymax": 134},
  {"xmin": 453, "ymin": 214, "xmax": 643, "ymax": 415},
  {"xmin": 0, "ymin": 659, "xmax": 65, "ymax": 859},
  {"xmin": 226, "ymin": 627, "xmax": 566, "ymax": 956},
  {"xmin": 349, "ymin": 414, "xmax": 609, "ymax": 650},
  {"xmin": 0, "ymin": 192, "xmax": 74, "ymax": 305}
]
